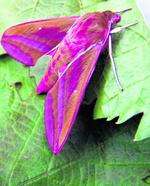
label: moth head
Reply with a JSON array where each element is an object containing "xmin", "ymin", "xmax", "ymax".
[
  {"xmin": 111, "ymin": 12, "xmax": 121, "ymax": 24},
  {"xmin": 102, "ymin": 11, "xmax": 121, "ymax": 26}
]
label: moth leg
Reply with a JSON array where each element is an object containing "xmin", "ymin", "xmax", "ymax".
[
  {"xmin": 109, "ymin": 22, "xmax": 138, "ymax": 90},
  {"xmin": 110, "ymin": 22, "xmax": 138, "ymax": 34},
  {"xmin": 108, "ymin": 35, "xmax": 123, "ymax": 91}
]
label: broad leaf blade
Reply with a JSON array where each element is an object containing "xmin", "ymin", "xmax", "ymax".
[
  {"xmin": 94, "ymin": 0, "xmax": 150, "ymax": 141},
  {"xmin": 0, "ymin": 0, "xmax": 150, "ymax": 186}
]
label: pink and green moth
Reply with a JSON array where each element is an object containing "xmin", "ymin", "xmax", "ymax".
[{"xmin": 1, "ymin": 8, "xmax": 136, "ymax": 155}]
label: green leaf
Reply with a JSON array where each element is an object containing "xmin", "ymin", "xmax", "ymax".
[
  {"xmin": 0, "ymin": 56, "xmax": 150, "ymax": 185},
  {"xmin": 94, "ymin": 0, "xmax": 150, "ymax": 141},
  {"xmin": 0, "ymin": 0, "xmax": 150, "ymax": 185}
]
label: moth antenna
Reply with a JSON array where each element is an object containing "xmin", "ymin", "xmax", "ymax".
[
  {"xmin": 110, "ymin": 22, "xmax": 138, "ymax": 34},
  {"xmin": 117, "ymin": 8, "xmax": 132, "ymax": 14},
  {"xmin": 108, "ymin": 35, "xmax": 123, "ymax": 91}
]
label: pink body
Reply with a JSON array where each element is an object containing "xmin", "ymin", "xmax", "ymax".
[{"xmin": 36, "ymin": 12, "xmax": 121, "ymax": 94}]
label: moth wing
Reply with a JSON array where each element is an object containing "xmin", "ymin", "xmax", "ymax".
[
  {"xmin": 45, "ymin": 44, "xmax": 101, "ymax": 154},
  {"xmin": 1, "ymin": 16, "xmax": 78, "ymax": 66}
]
